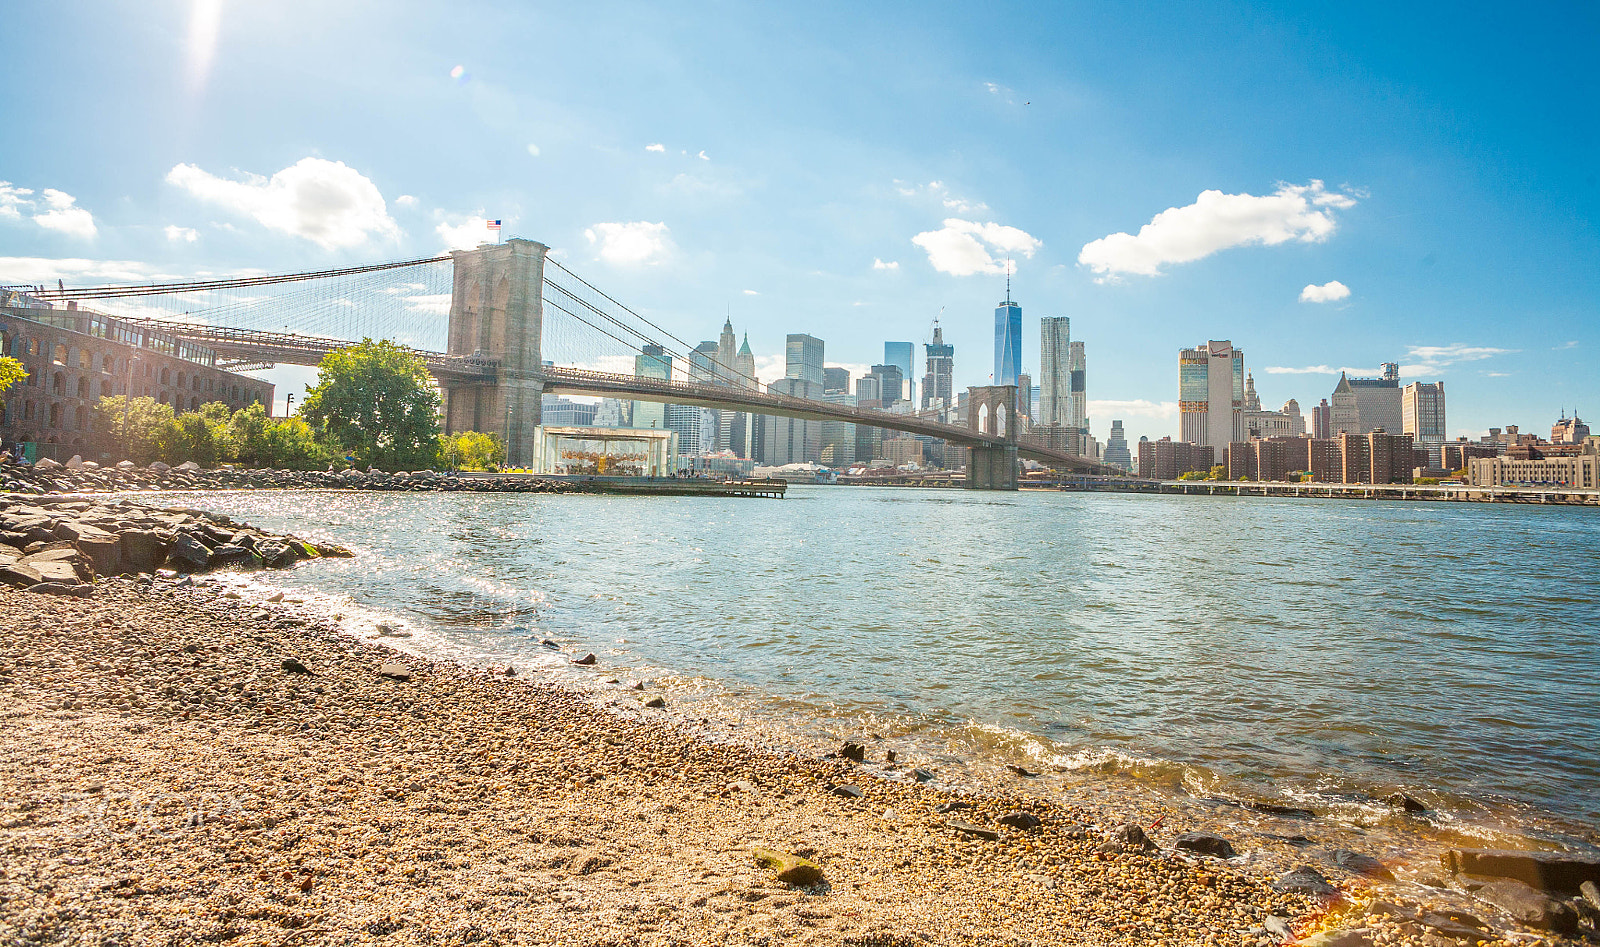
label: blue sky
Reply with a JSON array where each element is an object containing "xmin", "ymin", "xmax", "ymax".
[{"xmin": 2, "ymin": 0, "xmax": 1594, "ymax": 443}]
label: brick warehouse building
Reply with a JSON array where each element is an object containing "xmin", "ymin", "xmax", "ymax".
[{"xmin": 1, "ymin": 297, "xmax": 273, "ymax": 462}]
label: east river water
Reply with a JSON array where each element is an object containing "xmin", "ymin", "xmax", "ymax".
[{"xmin": 161, "ymin": 486, "xmax": 1600, "ymax": 856}]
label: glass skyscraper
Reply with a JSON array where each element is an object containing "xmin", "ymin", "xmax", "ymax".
[
  {"xmin": 994, "ymin": 297, "xmax": 1021, "ymax": 387},
  {"xmin": 884, "ymin": 341, "xmax": 914, "ymax": 406},
  {"xmin": 785, "ymin": 334, "xmax": 824, "ymax": 386}
]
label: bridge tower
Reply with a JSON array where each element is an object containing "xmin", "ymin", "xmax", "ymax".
[
  {"xmin": 966, "ymin": 385, "xmax": 1020, "ymax": 490},
  {"xmin": 443, "ymin": 238, "xmax": 548, "ymax": 467}
]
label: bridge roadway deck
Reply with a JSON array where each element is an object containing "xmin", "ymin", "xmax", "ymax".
[{"xmin": 130, "ymin": 321, "xmax": 1124, "ymax": 475}]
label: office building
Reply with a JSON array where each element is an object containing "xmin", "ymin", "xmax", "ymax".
[
  {"xmin": 1104, "ymin": 420, "xmax": 1131, "ymax": 471},
  {"xmin": 593, "ymin": 398, "xmax": 631, "ymax": 427},
  {"xmin": 994, "ymin": 295, "xmax": 1021, "ymax": 387},
  {"xmin": 1242, "ymin": 375, "xmax": 1306, "ymax": 438},
  {"xmin": 819, "ymin": 391, "xmax": 857, "ymax": 467},
  {"xmin": 785, "ymin": 334, "xmax": 824, "ymax": 386},
  {"xmin": 881, "ymin": 437, "xmax": 924, "ymax": 467},
  {"xmin": 1178, "ymin": 340, "xmax": 1245, "ymax": 450},
  {"xmin": 1467, "ymin": 451, "xmax": 1598, "ymax": 488},
  {"xmin": 1039, "ymin": 316, "xmax": 1071, "ymax": 427},
  {"xmin": 1016, "ymin": 372, "xmax": 1033, "ymax": 422},
  {"xmin": 541, "ymin": 395, "xmax": 597, "ymax": 427},
  {"xmin": 715, "ymin": 318, "xmax": 739, "ymax": 383},
  {"xmin": 1331, "ymin": 363, "xmax": 1402, "ymax": 434},
  {"xmin": 1551, "ymin": 412, "xmax": 1590, "ymax": 445},
  {"xmin": 763, "ymin": 377, "xmax": 823, "ymax": 464},
  {"xmin": 922, "ymin": 320, "xmax": 954, "ymax": 411},
  {"xmin": 632, "ymin": 344, "xmax": 671, "ymax": 431},
  {"xmin": 884, "ymin": 341, "xmax": 915, "ymax": 407},
  {"xmin": 867, "ymin": 364, "xmax": 903, "ymax": 407},
  {"xmin": 855, "ymin": 375, "xmax": 882, "ymax": 461},
  {"xmin": 1313, "ymin": 398, "xmax": 1332, "ymax": 440},
  {"xmin": 1068, "ymin": 341, "xmax": 1087, "ymax": 447},
  {"xmin": 822, "ymin": 366, "xmax": 851, "ymax": 394},
  {"xmin": 1401, "ymin": 382, "xmax": 1447, "ymax": 444},
  {"xmin": 733, "ymin": 333, "xmax": 756, "ymax": 387}
]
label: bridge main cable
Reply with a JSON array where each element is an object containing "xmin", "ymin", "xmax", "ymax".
[{"xmin": 28, "ymin": 255, "xmax": 447, "ymax": 301}]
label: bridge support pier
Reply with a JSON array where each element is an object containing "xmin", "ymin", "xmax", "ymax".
[
  {"xmin": 444, "ymin": 238, "xmax": 549, "ymax": 468},
  {"xmin": 968, "ymin": 445, "xmax": 1018, "ymax": 490},
  {"xmin": 964, "ymin": 385, "xmax": 1020, "ymax": 491}
]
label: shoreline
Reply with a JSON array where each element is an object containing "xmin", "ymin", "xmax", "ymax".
[{"xmin": 1, "ymin": 578, "xmax": 1591, "ymax": 945}]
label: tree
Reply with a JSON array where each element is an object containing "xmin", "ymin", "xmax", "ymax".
[
  {"xmin": 262, "ymin": 416, "xmax": 333, "ymax": 470},
  {"xmin": 169, "ymin": 411, "xmax": 224, "ymax": 467},
  {"xmin": 0, "ymin": 356, "xmax": 26, "ymax": 394},
  {"xmin": 300, "ymin": 339, "xmax": 440, "ymax": 470},
  {"xmin": 1207, "ymin": 464, "xmax": 1227, "ymax": 481},
  {"xmin": 94, "ymin": 396, "xmax": 177, "ymax": 464},
  {"xmin": 228, "ymin": 402, "xmax": 272, "ymax": 467},
  {"xmin": 440, "ymin": 431, "xmax": 504, "ymax": 471}
]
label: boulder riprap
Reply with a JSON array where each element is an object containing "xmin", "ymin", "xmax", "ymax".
[
  {"xmin": 0, "ymin": 494, "xmax": 348, "ymax": 587},
  {"xmin": 1443, "ymin": 847, "xmax": 1600, "ymax": 893}
]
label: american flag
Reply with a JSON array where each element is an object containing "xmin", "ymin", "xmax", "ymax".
[{"xmin": 486, "ymin": 219, "xmax": 502, "ymax": 230}]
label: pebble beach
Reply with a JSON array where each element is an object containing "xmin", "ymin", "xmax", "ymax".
[{"xmin": 3, "ymin": 575, "xmax": 1577, "ymax": 947}]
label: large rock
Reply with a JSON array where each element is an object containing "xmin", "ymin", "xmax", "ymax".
[
  {"xmin": 167, "ymin": 534, "xmax": 212, "ymax": 572},
  {"xmin": 65, "ymin": 455, "xmax": 83, "ymax": 469},
  {"xmin": 1174, "ymin": 832, "xmax": 1238, "ymax": 859},
  {"xmin": 1332, "ymin": 849, "xmax": 1394, "ymax": 879},
  {"xmin": 254, "ymin": 539, "xmax": 297, "ymax": 568},
  {"xmin": 34, "ymin": 457, "xmax": 61, "ymax": 470},
  {"xmin": 1444, "ymin": 848, "xmax": 1600, "ymax": 894},
  {"xmin": 149, "ymin": 461, "xmax": 171, "ymax": 474},
  {"xmin": 72, "ymin": 530, "xmax": 122, "ymax": 577},
  {"xmin": 23, "ymin": 558, "xmax": 87, "ymax": 584},
  {"xmin": 119, "ymin": 530, "xmax": 169, "ymax": 573},
  {"xmin": 175, "ymin": 461, "xmax": 201, "ymax": 472},
  {"xmin": 1274, "ymin": 865, "xmax": 1340, "ymax": 898},
  {"xmin": 0, "ymin": 561, "xmax": 43, "ymax": 587},
  {"xmin": 1475, "ymin": 879, "xmax": 1578, "ymax": 935}
]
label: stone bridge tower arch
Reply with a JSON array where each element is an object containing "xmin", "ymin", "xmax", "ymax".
[
  {"xmin": 442, "ymin": 238, "xmax": 548, "ymax": 467},
  {"xmin": 966, "ymin": 384, "xmax": 1019, "ymax": 490}
]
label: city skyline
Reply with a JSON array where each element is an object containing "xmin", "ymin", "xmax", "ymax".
[{"xmin": 0, "ymin": 2, "xmax": 1592, "ymax": 446}]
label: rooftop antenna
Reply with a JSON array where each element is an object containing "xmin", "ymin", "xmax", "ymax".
[{"xmin": 1006, "ymin": 258, "xmax": 1012, "ymax": 301}]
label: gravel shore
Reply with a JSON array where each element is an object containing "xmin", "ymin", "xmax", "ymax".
[{"xmin": 0, "ymin": 582, "xmax": 1544, "ymax": 946}]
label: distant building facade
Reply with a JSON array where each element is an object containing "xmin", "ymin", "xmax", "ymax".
[
  {"xmin": 1103, "ymin": 420, "xmax": 1131, "ymax": 471},
  {"xmin": 993, "ymin": 296, "xmax": 1021, "ymax": 387},
  {"xmin": 1178, "ymin": 340, "xmax": 1244, "ymax": 450},
  {"xmin": 1467, "ymin": 451, "xmax": 1598, "ymax": 489},
  {"xmin": 1551, "ymin": 413, "xmax": 1591, "ymax": 445},
  {"xmin": 922, "ymin": 321, "xmax": 954, "ymax": 411},
  {"xmin": 1402, "ymin": 381, "xmax": 1447, "ymax": 444},
  {"xmin": 884, "ymin": 341, "xmax": 914, "ymax": 407},
  {"xmin": 1223, "ymin": 431, "xmax": 1416, "ymax": 484},
  {"xmin": 1330, "ymin": 363, "xmax": 1401, "ymax": 434},
  {"xmin": 1039, "ymin": 316, "xmax": 1071, "ymax": 428},
  {"xmin": 1137, "ymin": 437, "xmax": 1215, "ymax": 480},
  {"xmin": 785, "ymin": 334, "xmax": 824, "ymax": 386},
  {"xmin": 1, "ymin": 304, "xmax": 273, "ymax": 461},
  {"xmin": 1312, "ymin": 398, "xmax": 1332, "ymax": 439},
  {"xmin": 763, "ymin": 377, "xmax": 823, "ymax": 464},
  {"xmin": 632, "ymin": 343, "xmax": 671, "ymax": 431}
]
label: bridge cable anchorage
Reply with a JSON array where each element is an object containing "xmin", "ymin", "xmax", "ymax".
[{"xmin": 27, "ymin": 255, "xmax": 448, "ymax": 301}]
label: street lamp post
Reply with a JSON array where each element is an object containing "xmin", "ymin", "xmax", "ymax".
[{"xmin": 285, "ymin": 392, "xmax": 295, "ymax": 416}]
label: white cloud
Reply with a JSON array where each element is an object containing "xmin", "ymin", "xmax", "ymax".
[
  {"xmin": 645, "ymin": 143, "xmax": 666, "ymax": 153},
  {"xmin": 526, "ymin": 143, "xmax": 541, "ymax": 157},
  {"xmin": 696, "ymin": 150, "xmax": 709, "ymax": 161},
  {"xmin": 753, "ymin": 353, "xmax": 786, "ymax": 385},
  {"xmin": 1403, "ymin": 343, "xmax": 1515, "ymax": 374},
  {"xmin": 743, "ymin": 289, "xmax": 760, "ymax": 295},
  {"xmin": 435, "ymin": 215, "xmax": 490, "ymax": 251},
  {"xmin": 911, "ymin": 218, "xmax": 1041, "ymax": 276},
  {"xmin": 1555, "ymin": 340, "xmax": 1579, "ymax": 350},
  {"xmin": 1483, "ymin": 371, "xmax": 1511, "ymax": 378},
  {"xmin": 872, "ymin": 258, "xmax": 899, "ymax": 271},
  {"xmin": 1263, "ymin": 365, "xmax": 1375, "ymax": 375},
  {"xmin": 1078, "ymin": 180, "xmax": 1359, "ymax": 280},
  {"xmin": 0, "ymin": 182, "xmax": 33, "ymax": 219},
  {"xmin": 1087, "ymin": 399, "xmax": 1178, "ymax": 421},
  {"xmin": 0, "ymin": 256, "xmax": 177, "ymax": 284},
  {"xmin": 394, "ymin": 194, "xmax": 419, "ymax": 208},
  {"xmin": 399, "ymin": 292, "xmax": 452, "ymax": 315},
  {"xmin": 164, "ymin": 225, "xmax": 199, "ymax": 243},
  {"xmin": 33, "ymin": 189, "xmax": 97, "ymax": 238},
  {"xmin": 1299, "ymin": 280, "xmax": 1350, "ymax": 303},
  {"xmin": 894, "ymin": 180, "xmax": 989, "ymax": 214},
  {"xmin": 584, "ymin": 221, "xmax": 672, "ymax": 266},
  {"xmin": 165, "ymin": 157, "xmax": 401, "ymax": 250}
]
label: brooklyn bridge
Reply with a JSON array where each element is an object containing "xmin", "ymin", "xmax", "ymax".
[{"xmin": 19, "ymin": 237, "xmax": 1127, "ymax": 488}]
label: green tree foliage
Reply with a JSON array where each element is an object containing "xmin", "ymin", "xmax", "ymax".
[
  {"xmin": 94, "ymin": 396, "xmax": 177, "ymax": 464},
  {"xmin": 170, "ymin": 411, "xmax": 225, "ymax": 467},
  {"xmin": 228, "ymin": 402, "xmax": 272, "ymax": 467},
  {"xmin": 440, "ymin": 431, "xmax": 505, "ymax": 471},
  {"xmin": 300, "ymin": 339, "xmax": 440, "ymax": 471},
  {"xmin": 0, "ymin": 356, "xmax": 27, "ymax": 393},
  {"xmin": 262, "ymin": 416, "xmax": 333, "ymax": 470},
  {"xmin": 1177, "ymin": 470, "xmax": 1207, "ymax": 481},
  {"xmin": 1207, "ymin": 464, "xmax": 1227, "ymax": 481}
]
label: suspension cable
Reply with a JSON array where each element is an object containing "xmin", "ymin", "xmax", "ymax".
[{"xmin": 28, "ymin": 255, "xmax": 448, "ymax": 301}]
